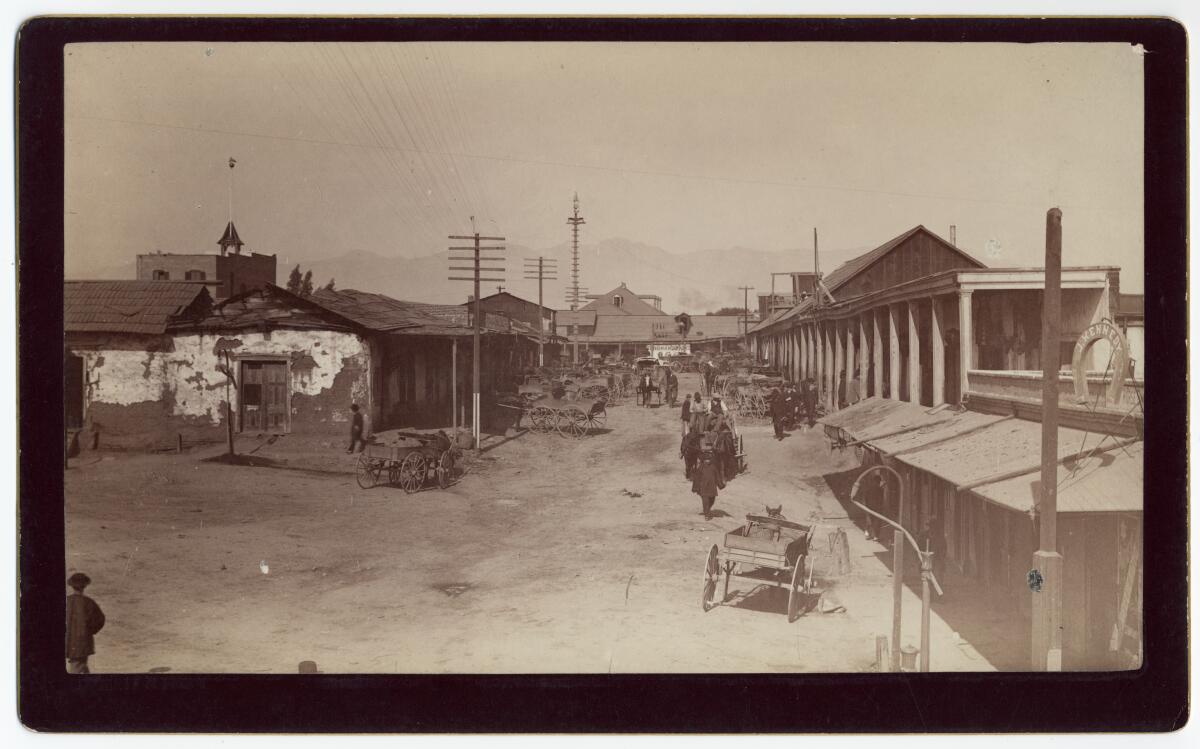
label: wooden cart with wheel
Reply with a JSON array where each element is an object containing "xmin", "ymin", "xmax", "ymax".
[
  {"xmin": 354, "ymin": 431, "xmax": 461, "ymax": 493},
  {"xmin": 701, "ymin": 513, "xmax": 816, "ymax": 622}
]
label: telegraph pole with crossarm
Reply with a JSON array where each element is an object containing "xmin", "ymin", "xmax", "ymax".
[
  {"xmin": 524, "ymin": 256, "xmax": 558, "ymax": 368},
  {"xmin": 448, "ymin": 226, "xmax": 506, "ymax": 452}
]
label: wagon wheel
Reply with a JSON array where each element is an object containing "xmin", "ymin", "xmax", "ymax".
[
  {"xmin": 530, "ymin": 406, "xmax": 554, "ymax": 433},
  {"xmin": 701, "ymin": 543, "xmax": 721, "ymax": 612},
  {"xmin": 435, "ymin": 448, "xmax": 457, "ymax": 489},
  {"xmin": 355, "ymin": 455, "xmax": 383, "ymax": 489},
  {"xmin": 556, "ymin": 409, "xmax": 588, "ymax": 438},
  {"xmin": 397, "ymin": 452, "xmax": 427, "ymax": 494},
  {"xmin": 787, "ymin": 556, "xmax": 807, "ymax": 623},
  {"xmin": 587, "ymin": 409, "xmax": 607, "ymax": 429}
]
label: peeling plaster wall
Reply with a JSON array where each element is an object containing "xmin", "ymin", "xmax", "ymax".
[{"xmin": 67, "ymin": 329, "xmax": 372, "ymax": 449}]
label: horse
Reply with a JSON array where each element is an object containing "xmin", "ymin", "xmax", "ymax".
[{"xmin": 636, "ymin": 372, "xmax": 660, "ymax": 407}]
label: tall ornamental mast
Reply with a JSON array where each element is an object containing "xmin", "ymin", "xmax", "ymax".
[{"xmin": 566, "ymin": 192, "xmax": 586, "ymax": 310}]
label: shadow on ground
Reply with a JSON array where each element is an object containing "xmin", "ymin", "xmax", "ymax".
[{"xmin": 822, "ymin": 465, "xmax": 1028, "ymax": 670}]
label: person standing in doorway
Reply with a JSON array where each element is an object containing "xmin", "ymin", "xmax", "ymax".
[
  {"xmin": 347, "ymin": 403, "xmax": 366, "ymax": 453},
  {"xmin": 837, "ymin": 370, "xmax": 848, "ymax": 409},
  {"xmin": 66, "ymin": 572, "xmax": 105, "ymax": 674}
]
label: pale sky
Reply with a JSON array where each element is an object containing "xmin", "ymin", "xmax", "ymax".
[{"xmin": 65, "ymin": 41, "xmax": 1144, "ymax": 291}]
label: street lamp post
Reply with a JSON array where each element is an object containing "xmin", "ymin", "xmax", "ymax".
[{"xmin": 850, "ymin": 464, "xmax": 943, "ymax": 672}]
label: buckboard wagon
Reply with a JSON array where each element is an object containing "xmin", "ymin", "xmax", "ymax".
[
  {"xmin": 355, "ymin": 431, "xmax": 460, "ymax": 492},
  {"xmin": 701, "ymin": 513, "xmax": 816, "ymax": 622}
]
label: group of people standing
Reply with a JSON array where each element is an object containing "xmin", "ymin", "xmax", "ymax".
[{"xmin": 680, "ymin": 391, "xmax": 738, "ymax": 520}]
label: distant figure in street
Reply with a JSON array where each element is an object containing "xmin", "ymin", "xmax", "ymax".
[
  {"xmin": 691, "ymin": 445, "xmax": 726, "ymax": 520},
  {"xmin": 701, "ymin": 360, "xmax": 717, "ymax": 395},
  {"xmin": 664, "ymin": 368, "xmax": 679, "ymax": 406},
  {"xmin": 709, "ymin": 394, "xmax": 727, "ymax": 420},
  {"xmin": 837, "ymin": 370, "xmax": 848, "ymax": 409},
  {"xmin": 679, "ymin": 392, "xmax": 693, "ymax": 437},
  {"xmin": 347, "ymin": 403, "xmax": 366, "ymax": 453},
  {"xmin": 769, "ymin": 387, "xmax": 790, "ymax": 440},
  {"xmin": 801, "ymin": 378, "xmax": 819, "ymax": 426},
  {"xmin": 66, "ymin": 572, "xmax": 105, "ymax": 674},
  {"xmin": 689, "ymin": 392, "xmax": 708, "ymax": 432},
  {"xmin": 847, "ymin": 368, "xmax": 863, "ymax": 406},
  {"xmin": 680, "ymin": 425, "xmax": 703, "ymax": 479}
]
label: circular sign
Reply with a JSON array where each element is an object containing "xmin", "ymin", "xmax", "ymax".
[{"xmin": 1070, "ymin": 320, "xmax": 1129, "ymax": 406}]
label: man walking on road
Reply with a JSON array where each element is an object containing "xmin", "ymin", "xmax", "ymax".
[
  {"xmin": 66, "ymin": 572, "xmax": 105, "ymax": 674},
  {"xmin": 679, "ymin": 391, "xmax": 693, "ymax": 437},
  {"xmin": 691, "ymin": 445, "xmax": 725, "ymax": 520},
  {"xmin": 769, "ymin": 387, "xmax": 790, "ymax": 440}
]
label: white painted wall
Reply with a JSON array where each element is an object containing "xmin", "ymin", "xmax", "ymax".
[{"xmin": 71, "ymin": 329, "xmax": 371, "ymax": 426}]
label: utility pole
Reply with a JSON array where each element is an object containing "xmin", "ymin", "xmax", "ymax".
[
  {"xmin": 448, "ymin": 225, "xmax": 506, "ymax": 453},
  {"xmin": 524, "ymin": 256, "xmax": 559, "ymax": 368},
  {"xmin": 1032, "ymin": 207, "xmax": 1064, "ymax": 671},
  {"xmin": 737, "ymin": 286, "xmax": 755, "ymax": 352},
  {"xmin": 813, "ymin": 227, "xmax": 821, "ymax": 307},
  {"xmin": 566, "ymin": 193, "xmax": 586, "ymax": 311}
]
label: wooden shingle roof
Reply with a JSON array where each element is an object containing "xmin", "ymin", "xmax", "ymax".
[
  {"xmin": 64, "ymin": 281, "xmax": 212, "ymax": 335},
  {"xmin": 822, "ymin": 225, "xmax": 985, "ymax": 294}
]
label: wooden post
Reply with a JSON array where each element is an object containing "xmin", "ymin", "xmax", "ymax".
[
  {"xmin": 892, "ymin": 527, "xmax": 905, "ymax": 673},
  {"xmin": 451, "ymin": 339, "xmax": 458, "ymax": 433},
  {"xmin": 931, "ymin": 297, "xmax": 946, "ymax": 407},
  {"xmin": 858, "ymin": 315, "xmax": 869, "ymax": 395},
  {"xmin": 958, "ymin": 291, "xmax": 973, "ymax": 403},
  {"xmin": 872, "ymin": 309, "xmax": 884, "ymax": 399},
  {"xmin": 907, "ymin": 301, "xmax": 921, "ymax": 404},
  {"xmin": 1032, "ymin": 207, "xmax": 1065, "ymax": 671},
  {"xmin": 920, "ymin": 550, "xmax": 933, "ymax": 672},
  {"xmin": 888, "ymin": 305, "xmax": 901, "ymax": 401},
  {"xmin": 177, "ymin": 433, "xmax": 183, "ymax": 454}
]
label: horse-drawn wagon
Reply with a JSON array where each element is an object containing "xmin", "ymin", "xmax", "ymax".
[
  {"xmin": 355, "ymin": 430, "xmax": 461, "ymax": 493},
  {"xmin": 701, "ymin": 511, "xmax": 816, "ymax": 622}
]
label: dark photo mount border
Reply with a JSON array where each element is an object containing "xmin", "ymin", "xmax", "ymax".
[{"xmin": 17, "ymin": 16, "xmax": 1188, "ymax": 733}]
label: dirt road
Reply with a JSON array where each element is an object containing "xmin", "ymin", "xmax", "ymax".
[{"xmin": 65, "ymin": 372, "xmax": 1011, "ymax": 673}]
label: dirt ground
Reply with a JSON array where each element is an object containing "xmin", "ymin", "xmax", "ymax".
[{"xmin": 65, "ymin": 372, "xmax": 1025, "ymax": 673}]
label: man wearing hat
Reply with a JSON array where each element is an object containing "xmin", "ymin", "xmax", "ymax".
[
  {"xmin": 66, "ymin": 572, "xmax": 105, "ymax": 674},
  {"xmin": 690, "ymin": 440, "xmax": 726, "ymax": 520}
]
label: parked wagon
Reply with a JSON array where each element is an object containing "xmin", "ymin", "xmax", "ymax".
[
  {"xmin": 355, "ymin": 431, "xmax": 460, "ymax": 493},
  {"xmin": 701, "ymin": 512, "xmax": 816, "ymax": 622},
  {"xmin": 502, "ymin": 398, "xmax": 609, "ymax": 439}
]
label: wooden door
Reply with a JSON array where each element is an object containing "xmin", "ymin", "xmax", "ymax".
[
  {"xmin": 263, "ymin": 362, "xmax": 288, "ymax": 430},
  {"xmin": 240, "ymin": 361, "xmax": 289, "ymax": 433},
  {"xmin": 240, "ymin": 361, "xmax": 264, "ymax": 431}
]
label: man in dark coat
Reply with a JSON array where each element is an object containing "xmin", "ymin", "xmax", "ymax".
[
  {"xmin": 679, "ymin": 390, "xmax": 692, "ymax": 437},
  {"xmin": 681, "ymin": 426, "xmax": 703, "ymax": 479},
  {"xmin": 802, "ymin": 378, "xmax": 819, "ymax": 426},
  {"xmin": 347, "ymin": 403, "xmax": 366, "ymax": 453},
  {"xmin": 691, "ymin": 445, "xmax": 726, "ymax": 520},
  {"xmin": 66, "ymin": 572, "xmax": 105, "ymax": 674},
  {"xmin": 714, "ymin": 419, "xmax": 738, "ymax": 480},
  {"xmin": 769, "ymin": 387, "xmax": 790, "ymax": 440}
]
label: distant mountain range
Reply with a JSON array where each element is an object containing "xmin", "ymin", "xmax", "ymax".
[{"xmin": 74, "ymin": 237, "xmax": 868, "ymax": 315}]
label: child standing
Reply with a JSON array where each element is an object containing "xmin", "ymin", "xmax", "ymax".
[
  {"xmin": 66, "ymin": 572, "xmax": 105, "ymax": 674},
  {"xmin": 691, "ymin": 445, "xmax": 726, "ymax": 520}
]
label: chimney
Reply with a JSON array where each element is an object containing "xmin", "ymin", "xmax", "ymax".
[{"xmin": 950, "ymin": 225, "xmax": 957, "ymax": 247}]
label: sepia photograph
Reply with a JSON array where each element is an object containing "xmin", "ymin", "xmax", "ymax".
[
  {"xmin": 57, "ymin": 37, "xmax": 1149, "ymax": 676},
  {"xmin": 15, "ymin": 14, "xmax": 1189, "ymax": 733}
]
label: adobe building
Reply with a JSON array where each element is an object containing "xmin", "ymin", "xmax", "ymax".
[{"xmin": 136, "ymin": 221, "xmax": 276, "ymax": 300}]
